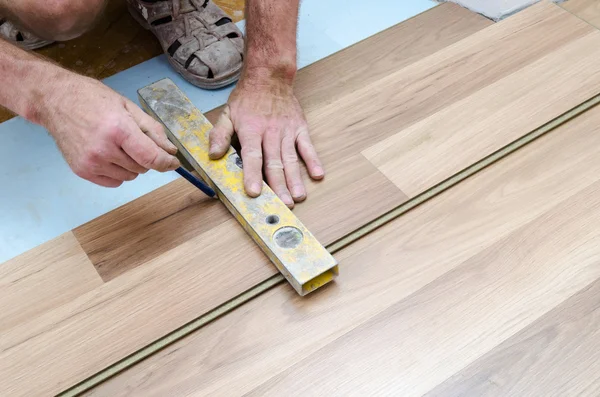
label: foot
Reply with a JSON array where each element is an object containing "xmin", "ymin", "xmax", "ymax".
[{"xmin": 127, "ymin": 0, "xmax": 244, "ymax": 90}]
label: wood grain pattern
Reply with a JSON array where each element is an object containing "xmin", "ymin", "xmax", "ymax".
[
  {"xmin": 73, "ymin": 178, "xmax": 230, "ymax": 281},
  {"xmin": 306, "ymin": 2, "xmax": 594, "ymax": 182},
  {"xmin": 254, "ymin": 182, "xmax": 600, "ymax": 396},
  {"xmin": 74, "ymin": 151, "xmax": 405, "ymax": 282},
  {"xmin": 1, "ymin": 219, "xmax": 273, "ymax": 396},
  {"xmin": 294, "ymin": 3, "xmax": 494, "ymax": 115},
  {"xmin": 0, "ymin": 233, "xmax": 102, "ymax": 333},
  {"xmin": 562, "ymin": 0, "xmax": 600, "ymax": 29},
  {"xmin": 358, "ymin": 1, "xmax": 600, "ymax": 196},
  {"xmin": 428, "ymin": 278, "xmax": 600, "ymax": 397},
  {"xmin": 88, "ymin": 101, "xmax": 600, "ymax": 396}
]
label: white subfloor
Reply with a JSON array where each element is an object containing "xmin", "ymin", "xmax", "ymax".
[{"xmin": 0, "ymin": 0, "xmax": 435, "ymax": 263}]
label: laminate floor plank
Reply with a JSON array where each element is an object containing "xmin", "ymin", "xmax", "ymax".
[
  {"xmin": 293, "ymin": 3, "xmax": 493, "ymax": 115},
  {"xmin": 0, "ymin": 233, "xmax": 102, "ymax": 333},
  {"xmin": 66, "ymin": 2, "xmax": 495, "ymax": 286},
  {"xmin": 73, "ymin": 152, "xmax": 406, "ymax": 282},
  {"xmin": 428, "ymin": 278, "xmax": 600, "ymax": 397},
  {"xmin": 562, "ymin": 0, "xmax": 600, "ymax": 29},
  {"xmin": 0, "ymin": 219, "xmax": 272, "ymax": 396},
  {"xmin": 309, "ymin": 1, "xmax": 592, "ymax": 165},
  {"xmin": 363, "ymin": 31, "xmax": 600, "ymax": 195},
  {"xmin": 88, "ymin": 102, "xmax": 600, "ymax": 396},
  {"xmin": 253, "ymin": 182, "xmax": 600, "ymax": 396},
  {"xmin": 73, "ymin": 178, "xmax": 231, "ymax": 282},
  {"xmin": 357, "ymin": 2, "xmax": 600, "ymax": 196}
]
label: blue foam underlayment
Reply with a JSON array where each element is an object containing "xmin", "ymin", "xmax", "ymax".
[{"xmin": 0, "ymin": 0, "xmax": 435, "ymax": 263}]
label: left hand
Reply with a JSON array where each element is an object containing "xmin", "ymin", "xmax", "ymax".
[{"xmin": 209, "ymin": 75, "xmax": 324, "ymax": 208}]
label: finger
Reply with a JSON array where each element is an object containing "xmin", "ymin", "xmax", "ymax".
[
  {"xmin": 263, "ymin": 128, "xmax": 293, "ymax": 207},
  {"xmin": 100, "ymin": 163, "xmax": 139, "ymax": 182},
  {"xmin": 125, "ymin": 100, "xmax": 178, "ymax": 155},
  {"xmin": 238, "ymin": 129, "xmax": 264, "ymax": 197},
  {"xmin": 282, "ymin": 133, "xmax": 306, "ymax": 203},
  {"xmin": 296, "ymin": 125, "xmax": 324, "ymax": 180},
  {"xmin": 111, "ymin": 149, "xmax": 148, "ymax": 174},
  {"xmin": 119, "ymin": 118, "xmax": 180, "ymax": 172},
  {"xmin": 209, "ymin": 105, "xmax": 235, "ymax": 159},
  {"xmin": 88, "ymin": 175, "xmax": 123, "ymax": 188}
]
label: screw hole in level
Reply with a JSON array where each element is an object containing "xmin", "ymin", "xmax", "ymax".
[{"xmin": 266, "ymin": 215, "xmax": 279, "ymax": 225}]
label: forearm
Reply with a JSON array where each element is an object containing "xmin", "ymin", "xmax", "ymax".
[
  {"xmin": 0, "ymin": 39, "xmax": 65, "ymax": 124},
  {"xmin": 244, "ymin": 0, "xmax": 300, "ymax": 84}
]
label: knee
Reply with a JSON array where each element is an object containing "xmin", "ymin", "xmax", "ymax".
[{"xmin": 25, "ymin": 0, "xmax": 107, "ymax": 41}]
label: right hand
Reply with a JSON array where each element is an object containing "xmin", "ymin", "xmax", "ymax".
[{"xmin": 38, "ymin": 73, "xmax": 180, "ymax": 187}]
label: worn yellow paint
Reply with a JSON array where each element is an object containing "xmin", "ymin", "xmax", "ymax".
[{"xmin": 138, "ymin": 78, "xmax": 338, "ymax": 295}]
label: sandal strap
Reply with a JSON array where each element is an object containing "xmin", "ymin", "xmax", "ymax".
[
  {"xmin": 130, "ymin": 0, "xmax": 212, "ymax": 25},
  {"xmin": 191, "ymin": 0, "xmax": 228, "ymax": 25},
  {"xmin": 133, "ymin": 0, "xmax": 241, "ymax": 43},
  {"xmin": 192, "ymin": 39, "xmax": 242, "ymax": 78},
  {"xmin": 129, "ymin": 0, "xmax": 243, "ymax": 82}
]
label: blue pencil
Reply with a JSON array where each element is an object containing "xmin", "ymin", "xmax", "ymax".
[{"xmin": 175, "ymin": 167, "xmax": 216, "ymax": 198}]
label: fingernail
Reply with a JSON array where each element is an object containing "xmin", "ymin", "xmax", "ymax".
[
  {"xmin": 209, "ymin": 144, "xmax": 220, "ymax": 158},
  {"xmin": 292, "ymin": 186, "xmax": 306, "ymax": 200},
  {"xmin": 168, "ymin": 142, "xmax": 178, "ymax": 153},
  {"xmin": 313, "ymin": 166, "xmax": 324, "ymax": 178},
  {"xmin": 282, "ymin": 193, "xmax": 293, "ymax": 206},
  {"xmin": 250, "ymin": 182, "xmax": 262, "ymax": 196}
]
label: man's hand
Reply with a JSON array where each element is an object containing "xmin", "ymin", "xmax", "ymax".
[
  {"xmin": 38, "ymin": 73, "xmax": 180, "ymax": 187},
  {"xmin": 0, "ymin": 34, "xmax": 179, "ymax": 188},
  {"xmin": 209, "ymin": 75, "xmax": 324, "ymax": 207},
  {"xmin": 206, "ymin": 0, "xmax": 321, "ymax": 207}
]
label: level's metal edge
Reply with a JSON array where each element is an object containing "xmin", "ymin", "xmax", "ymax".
[{"xmin": 57, "ymin": 93, "xmax": 600, "ymax": 396}]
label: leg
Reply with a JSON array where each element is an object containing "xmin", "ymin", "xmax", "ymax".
[{"xmin": 0, "ymin": 0, "xmax": 107, "ymax": 41}]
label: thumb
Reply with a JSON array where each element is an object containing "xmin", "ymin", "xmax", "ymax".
[{"xmin": 209, "ymin": 105, "xmax": 235, "ymax": 160}]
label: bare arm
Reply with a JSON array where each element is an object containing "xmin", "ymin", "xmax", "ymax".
[
  {"xmin": 0, "ymin": 37, "xmax": 49, "ymax": 120},
  {"xmin": 0, "ymin": 38, "xmax": 179, "ymax": 187},
  {"xmin": 209, "ymin": 0, "xmax": 324, "ymax": 208},
  {"xmin": 244, "ymin": 0, "xmax": 299, "ymax": 86}
]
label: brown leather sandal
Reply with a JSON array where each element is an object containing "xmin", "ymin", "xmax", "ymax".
[
  {"xmin": 127, "ymin": 0, "xmax": 244, "ymax": 89},
  {"xmin": 0, "ymin": 18, "xmax": 54, "ymax": 50}
]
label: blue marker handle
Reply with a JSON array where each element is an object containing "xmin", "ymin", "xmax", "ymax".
[{"xmin": 175, "ymin": 167, "xmax": 216, "ymax": 198}]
